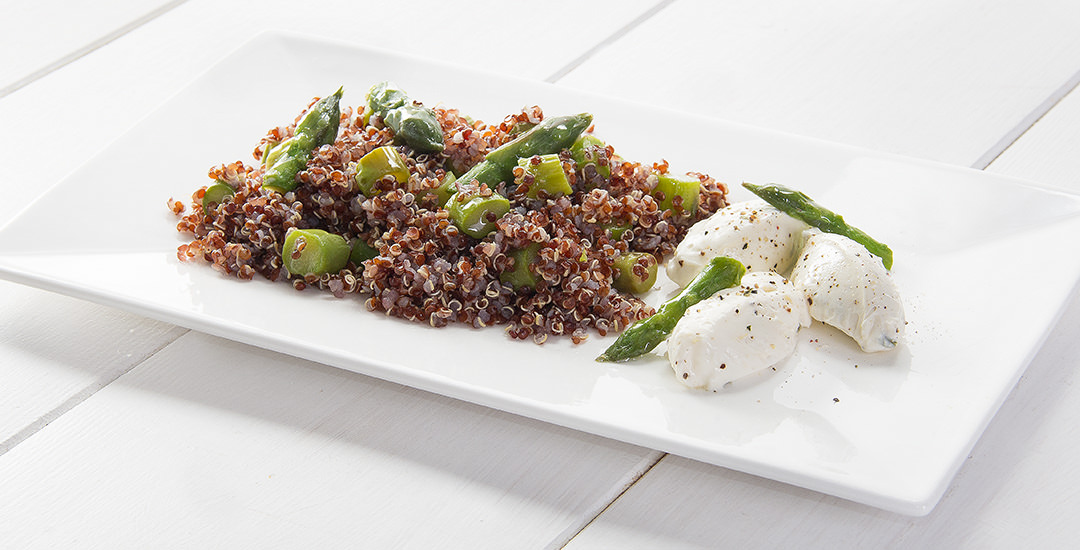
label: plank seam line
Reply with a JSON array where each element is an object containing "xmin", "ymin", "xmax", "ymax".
[
  {"xmin": 971, "ymin": 66, "xmax": 1080, "ymax": 170},
  {"xmin": 0, "ymin": 0, "xmax": 191, "ymax": 99},
  {"xmin": 545, "ymin": 0, "xmax": 677, "ymax": 84},
  {"xmin": 0, "ymin": 328, "xmax": 190, "ymax": 458},
  {"xmin": 549, "ymin": 450, "xmax": 667, "ymax": 549}
]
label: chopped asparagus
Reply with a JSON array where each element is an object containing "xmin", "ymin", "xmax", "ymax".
[
  {"xmin": 282, "ymin": 229, "xmax": 350, "ymax": 277},
  {"xmin": 517, "ymin": 154, "xmax": 572, "ymax": 199},
  {"xmin": 612, "ymin": 252, "xmax": 658, "ymax": 295},
  {"xmin": 499, "ymin": 243, "xmax": 542, "ymax": 290},
  {"xmin": 652, "ymin": 173, "xmax": 700, "ymax": 215},
  {"xmin": 355, "ymin": 145, "xmax": 410, "ymax": 197},
  {"xmin": 446, "ymin": 187, "xmax": 511, "ymax": 239},
  {"xmin": 427, "ymin": 172, "xmax": 457, "ymax": 207},
  {"xmin": 202, "ymin": 181, "xmax": 235, "ymax": 215},
  {"xmin": 349, "ymin": 238, "xmax": 379, "ymax": 265},
  {"xmin": 570, "ymin": 134, "xmax": 611, "ymax": 180}
]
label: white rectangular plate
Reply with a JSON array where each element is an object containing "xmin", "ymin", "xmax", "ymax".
[{"xmin": 3, "ymin": 32, "xmax": 1079, "ymax": 516}]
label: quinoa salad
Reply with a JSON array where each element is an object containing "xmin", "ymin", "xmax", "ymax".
[{"xmin": 169, "ymin": 83, "xmax": 729, "ymax": 344}]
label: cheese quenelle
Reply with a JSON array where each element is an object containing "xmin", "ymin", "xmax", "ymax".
[
  {"xmin": 666, "ymin": 200, "xmax": 809, "ymax": 287},
  {"xmin": 668, "ymin": 271, "xmax": 811, "ymax": 390},
  {"xmin": 789, "ymin": 229, "xmax": 905, "ymax": 352}
]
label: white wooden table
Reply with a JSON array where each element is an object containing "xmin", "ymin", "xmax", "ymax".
[{"xmin": 2, "ymin": 1, "xmax": 1079, "ymax": 547}]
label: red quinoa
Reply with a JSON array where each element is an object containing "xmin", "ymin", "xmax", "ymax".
[{"xmin": 173, "ymin": 93, "xmax": 728, "ymax": 344}]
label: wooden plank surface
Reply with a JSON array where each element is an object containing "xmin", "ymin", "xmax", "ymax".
[
  {"xmin": 0, "ymin": 332, "xmax": 659, "ymax": 548},
  {"xmin": 557, "ymin": 0, "xmax": 1080, "ymax": 167},
  {"xmin": 0, "ymin": 0, "xmax": 189, "ymax": 451},
  {"xmin": 0, "ymin": 0, "xmax": 183, "ymax": 95},
  {"xmin": 989, "ymin": 83, "xmax": 1080, "ymax": 188},
  {"xmin": 0, "ymin": 283, "xmax": 185, "ymax": 449},
  {"xmin": 2, "ymin": 0, "xmax": 1079, "ymax": 547}
]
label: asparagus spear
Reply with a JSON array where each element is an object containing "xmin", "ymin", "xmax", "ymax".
[
  {"xmin": 458, "ymin": 113, "xmax": 593, "ymax": 187},
  {"xmin": 443, "ymin": 113, "xmax": 591, "ymax": 239},
  {"xmin": 384, "ymin": 103, "xmax": 445, "ymax": 153},
  {"xmin": 365, "ymin": 81, "xmax": 407, "ymax": 120},
  {"xmin": 597, "ymin": 256, "xmax": 745, "ymax": 362},
  {"xmin": 443, "ymin": 114, "xmax": 591, "ymax": 240},
  {"xmin": 742, "ymin": 182, "xmax": 893, "ymax": 270},
  {"xmin": 366, "ymin": 81, "xmax": 445, "ymax": 153},
  {"xmin": 263, "ymin": 87, "xmax": 344, "ymax": 193}
]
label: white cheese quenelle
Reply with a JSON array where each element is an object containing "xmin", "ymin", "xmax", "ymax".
[
  {"xmin": 668, "ymin": 271, "xmax": 811, "ymax": 391},
  {"xmin": 789, "ymin": 229, "xmax": 905, "ymax": 352},
  {"xmin": 666, "ymin": 199, "xmax": 810, "ymax": 288}
]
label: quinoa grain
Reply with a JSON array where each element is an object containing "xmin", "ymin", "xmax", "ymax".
[{"xmin": 173, "ymin": 96, "xmax": 728, "ymax": 344}]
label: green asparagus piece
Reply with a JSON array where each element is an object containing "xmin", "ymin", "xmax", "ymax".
[
  {"xmin": 653, "ymin": 173, "xmax": 700, "ymax": 215},
  {"xmin": 296, "ymin": 91, "xmax": 343, "ymax": 149},
  {"xmin": 365, "ymin": 81, "xmax": 445, "ymax": 153},
  {"xmin": 428, "ymin": 172, "xmax": 457, "ymax": 207},
  {"xmin": 365, "ymin": 81, "xmax": 407, "ymax": 122},
  {"xmin": 446, "ymin": 188, "xmax": 511, "ymax": 239},
  {"xmin": 603, "ymin": 221, "xmax": 632, "ymax": 240},
  {"xmin": 517, "ymin": 154, "xmax": 572, "ymax": 199},
  {"xmin": 742, "ymin": 182, "xmax": 893, "ymax": 270},
  {"xmin": 455, "ymin": 161, "xmax": 505, "ymax": 188},
  {"xmin": 282, "ymin": 228, "xmax": 350, "ymax": 277},
  {"xmin": 597, "ymin": 256, "xmax": 745, "ymax": 362},
  {"xmin": 499, "ymin": 243, "xmax": 542, "ymax": 290},
  {"xmin": 509, "ymin": 120, "xmax": 537, "ymax": 136},
  {"xmin": 350, "ymin": 238, "xmax": 379, "ymax": 265},
  {"xmin": 384, "ymin": 103, "xmax": 445, "ymax": 153},
  {"xmin": 612, "ymin": 252, "xmax": 658, "ymax": 295},
  {"xmin": 202, "ymin": 181, "xmax": 235, "ymax": 215},
  {"xmin": 457, "ymin": 113, "xmax": 593, "ymax": 187},
  {"xmin": 263, "ymin": 87, "xmax": 344, "ymax": 194},
  {"xmin": 354, "ymin": 145, "xmax": 410, "ymax": 197},
  {"xmin": 262, "ymin": 138, "xmax": 284, "ymax": 166},
  {"xmin": 570, "ymin": 134, "xmax": 611, "ymax": 180}
]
